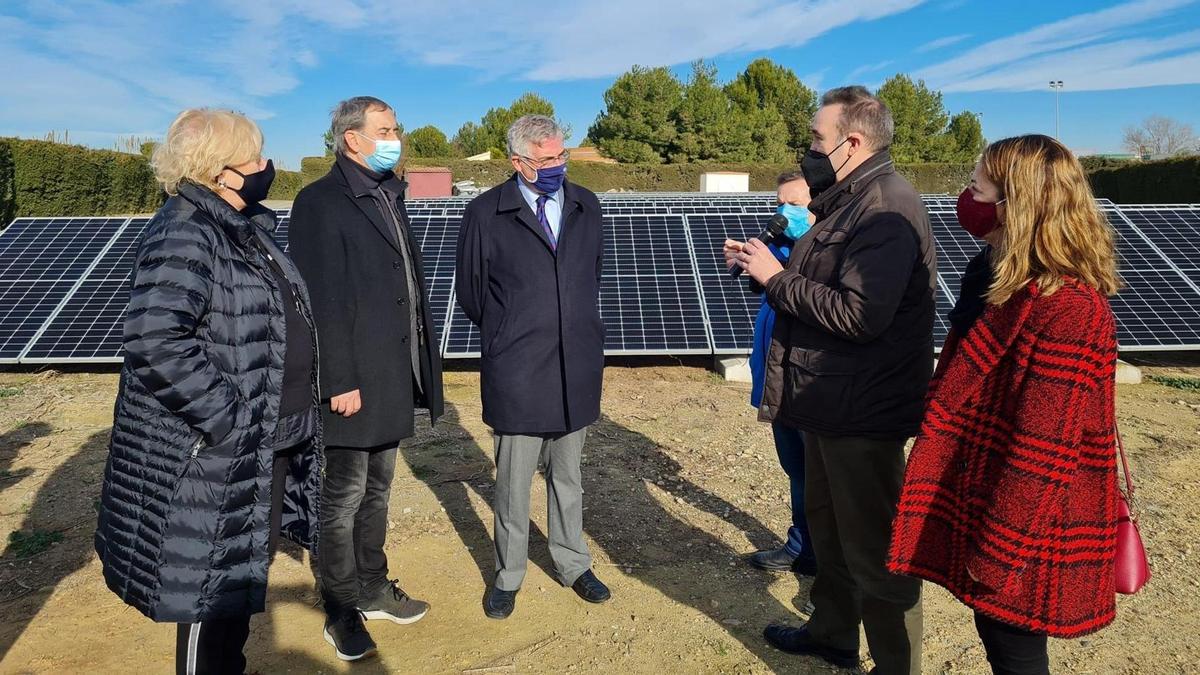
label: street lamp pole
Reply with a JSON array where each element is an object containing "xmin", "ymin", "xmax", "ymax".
[{"xmin": 1049, "ymin": 80, "xmax": 1063, "ymax": 139}]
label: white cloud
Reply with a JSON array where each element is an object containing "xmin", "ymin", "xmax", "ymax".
[
  {"xmin": 0, "ymin": 0, "xmax": 931, "ymax": 142},
  {"xmin": 916, "ymin": 34, "xmax": 971, "ymax": 53},
  {"xmin": 847, "ymin": 60, "xmax": 895, "ymax": 81},
  {"xmin": 362, "ymin": 0, "xmax": 928, "ymax": 81},
  {"xmin": 800, "ymin": 70, "xmax": 829, "ymax": 92},
  {"xmin": 939, "ymin": 30, "xmax": 1200, "ymax": 92},
  {"xmin": 916, "ymin": 0, "xmax": 1200, "ymax": 92}
]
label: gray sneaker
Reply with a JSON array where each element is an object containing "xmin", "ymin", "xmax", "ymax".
[{"xmin": 358, "ymin": 579, "xmax": 429, "ymax": 624}]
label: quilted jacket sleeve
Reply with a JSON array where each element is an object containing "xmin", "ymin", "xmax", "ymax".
[
  {"xmin": 967, "ymin": 290, "xmax": 1114, "ymax": 593},
  {"xmin": 123, "ymin": 218, "xmax": 242, "ymax": 446},
  {"xmin": 764, "ymin": 211, "xmax": 919, "ymax": 344}
]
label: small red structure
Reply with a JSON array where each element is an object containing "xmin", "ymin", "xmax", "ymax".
[{"xmin": 404, "ymin": 166, "xmax": 453, "ymax": 198}]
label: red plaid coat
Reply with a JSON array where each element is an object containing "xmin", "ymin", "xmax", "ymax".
[{"xmin": 888, "ymin": 281, "xmax": 1119, "ymax": 638}]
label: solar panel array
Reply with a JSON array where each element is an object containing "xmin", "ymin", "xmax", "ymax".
[{"xmin": 2, "ymin": 195, "xmax": 1199, "ymax": 364}]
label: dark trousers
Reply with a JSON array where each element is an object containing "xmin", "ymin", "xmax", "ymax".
[
  {"xmin": 974, "ymin": 612, "xmax": 1050, "ymax": 675},
  {"xmin": 771, "ymin": 422, "xmax": 814, "ymax": 561},
  {"xmin": 318, "ymin": 444, "xmax": 398, "ymax": 616},
  {"xmin": 175, "ymin": 450, "xmax": 293, "ymax": 674},
  {"xmin": 804, "ymin": 433, "xmax": 923, "ymax": 675},
  {"xmin": 175, "ymin": 616, "xmax": 251, "ymax": 675}
]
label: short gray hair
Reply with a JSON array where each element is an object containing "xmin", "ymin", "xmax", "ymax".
[
  {"xmin": 820, "ymin": 86, "xmax": 894, "ymax": 150},
  {"xmin": 330, "ymin": 96, "xmax": 392, "ymax": 154},
  {"xmin": 506, "ymin": 114, "xmax": 564, "ymax": 157}
]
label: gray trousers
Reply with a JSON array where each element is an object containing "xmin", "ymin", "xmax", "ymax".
[
  {"xmin": 492, "ymin": 429, "xmax": 592, "ymax": 591},
  {"xmin": 804, "ymin": 432, "xmax": 924, "ymax": 675}
]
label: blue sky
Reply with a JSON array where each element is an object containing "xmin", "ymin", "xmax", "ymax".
[{"xmin": 2, "ymin": 0, "xmax": 1199, "ymax": 168}]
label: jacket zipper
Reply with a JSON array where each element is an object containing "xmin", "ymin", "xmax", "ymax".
[
  {"xmin": 265, "ymin": 248, "xmax": 322, "ymax": 403},
  {"xmin": 190, "ymin": 438, "xmax": 202, "ymax": 458}
]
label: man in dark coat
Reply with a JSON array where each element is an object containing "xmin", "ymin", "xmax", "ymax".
[
  {"xmin": 730, "ymin": 87, "xmax": 935, "ymax": 674},
  {"xmin": 289, "ymin": 96, "xmax": 444, "ymax": 661},
  {"xmin": 456, "ymin": 114, "xmax": 610, "ymax": 620}
]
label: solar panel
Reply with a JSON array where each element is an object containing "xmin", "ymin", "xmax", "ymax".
[
  {"xmin": 601, "ymin": 214, "xmax": 709, "ymax": 354},
  {"xmin": 444, "ymin": 214, "xmax": 712, "ymax": 357},
  {"xmin": 933, "ymin": 276, "xmax": 955, "ymax": 347},
  {"xmin": 5, "ymin": 195, "xmax": 1200, "ymax": 364},
  {"xmin": 1099, "ymin": 207, "xmax": 1200, "ymax": 349},
  {"xmin": 22, "ymin": 218, "xmax": 149, "ymax": 362},
  {"xmin": 271, "ymin": 215, "xmax": 290, "ymax": 252},
  {"xmin": 1118, "ymin": 207, "xmax": 1200, "ymax": 276},
  {"xmin": 406, "ymin": 216, "xmax": 458, "ymax": 354},
  {"xmin": 927, "ymin": 209, "xmax": 985, "ymax": 304},
  {"xmin": 0, "ymin": 217, "xmax": 129, "ymax": 362},
  {"xmin": 685, "ymin": 213, "xmax": 767, "ymax": 353}
]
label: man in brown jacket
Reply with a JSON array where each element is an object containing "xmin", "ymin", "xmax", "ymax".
[{"xmin": 728, "ymin": 86, "xmax": 935, "ymax": 675}]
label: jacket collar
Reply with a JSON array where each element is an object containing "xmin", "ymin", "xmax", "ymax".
[
  {"xmin": 176, "ymin": 181, "xmax": 273, "ymax": 246},
  {"xmin": 497, "ymin": 173, "xmax": 585, "ymax": 253},
  {"xmin": 809, "ymin": 150, "xmax": 896, "ymax": 220},
  {"xmin": 335, "ymin": 152, "xmax": 407, "ymax": 198},
  {"xmin": 330, "ymin": 155, "xmax": 407, "ymax": 255}
]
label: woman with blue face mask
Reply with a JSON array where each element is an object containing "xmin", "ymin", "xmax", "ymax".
[{"xmin": 726, "ymin": 170, "xmax": 819, "ymax": 578}]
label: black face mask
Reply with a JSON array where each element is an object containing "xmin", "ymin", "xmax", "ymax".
[
  {"xmin": 224, "ymin": 159, "xmax": 275, "ymax": 207},
  {"xmin": 800, "ymin": 138, "xmax": 851, "ymax": 196}
]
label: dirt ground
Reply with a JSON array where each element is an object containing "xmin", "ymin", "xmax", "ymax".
[{"xmin": 0, "ymin": 360, "xmax": 1197, "ymax": 674}]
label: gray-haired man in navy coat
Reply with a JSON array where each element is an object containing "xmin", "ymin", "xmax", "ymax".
[{"xmin": 455, "ymin": 114, "xmax": 611, "ymax": 619}]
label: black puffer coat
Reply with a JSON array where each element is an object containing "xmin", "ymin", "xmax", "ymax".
[{"xmin": 94, "ymin": 182, "xmax": 323, "ymax": 623}]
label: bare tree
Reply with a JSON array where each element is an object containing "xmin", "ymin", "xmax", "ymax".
[{"xmin": 1122, "ymin": 116, "xmax": 1198, "ymax": 157}]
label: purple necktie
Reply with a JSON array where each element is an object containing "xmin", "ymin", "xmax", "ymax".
[{"xmin": 536, "ymin": 194, "xmax": 557, "ymax": 250}]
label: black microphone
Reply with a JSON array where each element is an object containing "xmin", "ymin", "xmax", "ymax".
[{"xmin": 729, "ymin": 213, "xmax": 789, "ymax": 278}]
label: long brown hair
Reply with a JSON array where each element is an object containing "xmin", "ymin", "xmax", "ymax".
[{"xmin": 981, "ymin": 134, "xmax": 1120, "ymax": 304}]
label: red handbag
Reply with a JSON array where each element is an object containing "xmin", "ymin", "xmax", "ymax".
[{"xmin": 1115, "ymin": 430, "xmax": 1150, "ymax": 594}]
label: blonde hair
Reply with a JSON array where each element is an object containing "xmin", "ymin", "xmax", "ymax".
[
  {"xmin": 152, "ymin": 109, "xmax": 263, "ymax": 195},
  {"xmin": 981, "ymin": 134, "xmax": 1121, "ymax": 304}
]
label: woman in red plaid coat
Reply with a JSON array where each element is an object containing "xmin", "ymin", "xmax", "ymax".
[{"xmin": 888, "ymin": 135, "xmax": 1121, "ymax": 675}]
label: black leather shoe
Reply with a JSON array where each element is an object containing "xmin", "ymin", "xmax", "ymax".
[
  {"xmin": 484, "ymin": 585, "xmax": 517, "ymax": 619},
  {"xmin": 750, "ymin": 546, "xmax": 819, "ymax": 576},
  {"xmin": 570, "ymin": 570, "xmax": 611, "ymax": 603},
  {"xmin": 749, "ymin": 546, "xmax": 797, "ymax": 571},
  {"xmin": 763, "ymin": 624, "xmax": 859, "ymax": 668}
]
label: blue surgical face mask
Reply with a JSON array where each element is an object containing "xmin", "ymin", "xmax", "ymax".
[
  {"xmin": 777, "ymin": 203, "xmax": 812, "ymax": 240},
  {"xmin": 354, "ymin": 131, "xmax": 402, "ymax": 172},
  {"xmin": 526, "ymin": 162, "xmax": 567, "ymax": 194}
]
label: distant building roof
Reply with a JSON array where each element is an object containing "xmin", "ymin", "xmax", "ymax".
[{"xmin": 466, "ymin": 151, "xmax": 492, "ymax": 161}]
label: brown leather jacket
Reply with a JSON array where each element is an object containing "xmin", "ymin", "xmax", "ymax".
[{"xmin": 758, "ymin": 151, "xmax": 936, "ymax": 438}]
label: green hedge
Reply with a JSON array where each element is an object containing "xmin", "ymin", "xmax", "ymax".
[
  {"xmin": 0, "ymin": 141, "xmax": 14, "ymax": 225},
  {"xmin": 0, "ymin": 138, "xmax": 162, "ymax": 222},
  {"xmin": 270, "ymin": 156, "xmax": 975, "ymax": 198},
  {"xmin": 1089, "ymin": 156, "xmax": 1200, "ymax": 204},
  {"xmin": 423, "ymin": 158, "xmax": 973, "ymax": 195},
  {"xmin": 267, "ymin": 167, "xmax": 305, "ymax": 201},
  {"xmin": 2, "ymin": 138, "xmax": 1195, "ymax": 222}
]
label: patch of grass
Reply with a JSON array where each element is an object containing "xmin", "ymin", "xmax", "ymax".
[
  {"xmin": 6, "ymin": 529, "xmax": 64, "ymax": 558},
  {"xmin": 410, "ymin": 465, "xmax": 438, "ymax": 480},
  {"xmin": 0, "ymin": 387, "xmax": 21, "ymax": 398},
  {"xmin": 1148, "ymin": 375, "xmax": 1200, "ymax": 391}
]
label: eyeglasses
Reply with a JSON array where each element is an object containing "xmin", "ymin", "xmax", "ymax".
[{"xmin": 516, "ymin": 150, "xmax": 570, "ymax": 169}]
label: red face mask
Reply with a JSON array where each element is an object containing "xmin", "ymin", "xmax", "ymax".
[{"xmin": 955, "ymin": 188, "xmax": 1005, "ymax": 238}]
